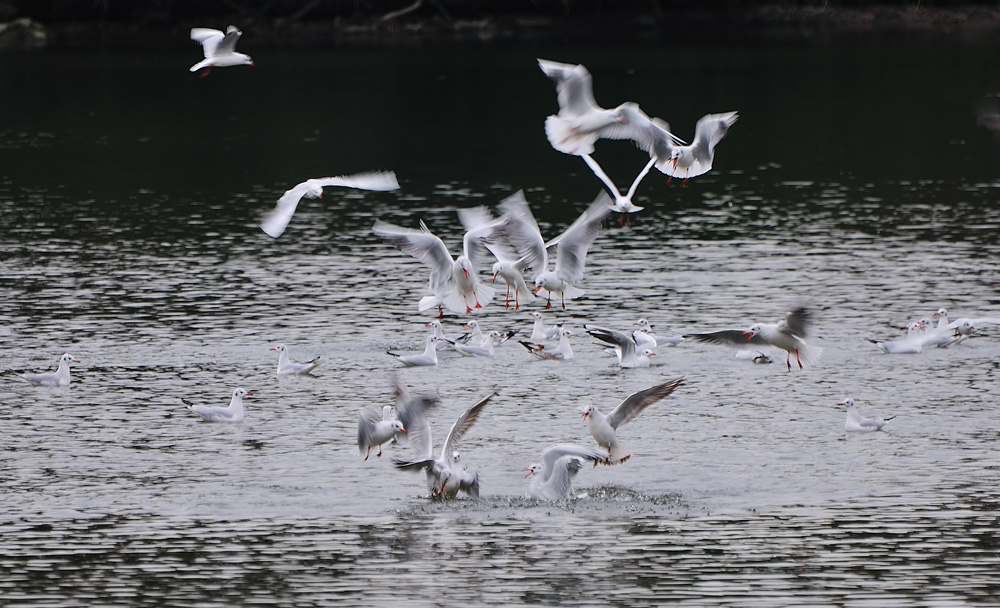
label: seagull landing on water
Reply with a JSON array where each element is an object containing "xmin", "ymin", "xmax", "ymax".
[
  {"xmin": 524, "ymin": 444, "xmax": 612, "ymax": 501},
  {"xmin": 840, "ymin": 398, "xmax": 895, "ymax": 433},
  {"xmin": 581, "ymin": 378, "xmax": 684, "ymax": 464},
  {"xmin": 22, "ymin": 353, "xmax": 78, "ymax": 387},
  {"xmin": 386, "ymin": 335, "xmax": 443, "ymax": 367},
  {"xmin": 189, "ymin": 26, "xmax": 253, "ymax": 77},
  {"xmin": 260, "ymin": 171, "xmax": 399, "ymax": 238},
  {"xmin": 684, "ymin": 307, "xmax": 821, "ymax": 371}
]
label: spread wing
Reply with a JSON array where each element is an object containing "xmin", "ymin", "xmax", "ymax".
[
  {"xmin": 357, "ymin": 409, "xmax": 382, "ymax": 454},
  {"xmin": 779, "ymin": 307, "xmax": 813, "ymax": 338},
  {"xmin": 372, "ymin": 220, "xmax": 455, "ymax": 293},
  {"xmin": 497, "ymin": 191, "xmax": 547, "ymax": 277},
  {"xmin": 597, "ymin": 102, "xmax": 683, "ymax": 160},
  {"xmin": 440, "ymin": 391, "xmax": 497, "ymax": 460},
  {"xmin": 309, "ymin": 170, "xmax": 399, "ymax": 192},
  {"xmin": 585, "ymin": 325, "xmax": 636, "ymax": 360},
  {"xmin": 551, "ymin": 192, "xmax": 612, "ymax": 285},
  {"xmin": 260, "ymin": 181, "xmax": 313, "ymax": 238},
  {"xmin": 190, "ymin": 28, "xmax": 224, "ymax": 57},
  {"xmin": 393, "ymin": 379, "xmax": 440, "ymax": 460},
  {"xmin": 538, "ymin": 58, "xmax": 601, "ymax": 117},
  {"xmin": 607, "ymin": 377, "xmax": 684, "ymax": 430},
  {"xmin": 684, "ymin": 329, "xmax": 768, "ymax": 348},
  {"xmin": 217, "ymin": 25, "xmax": 242, "ymax": 55},
  {"xmin": 540, "ymin": 444, "xmax": 610, "ymax": 483}
]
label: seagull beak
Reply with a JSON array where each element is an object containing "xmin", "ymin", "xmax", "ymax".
[
  {"xmin": 523, "ymin": 468, "xmax": 534, "ymax": 478},
  {"xmin": 533, "ymin": 285, "xmax": 542, "ymax": 293},
  {"xmin": 743, "ymin": 331, "xmax": 754, "ymax": 342},
  {"xmin": 463, "ymin": 268, "xmax": 469, "ymax": 278},
  {"xmin": 492, "ymin": 273, "xmax": 497, "ymax": 283},
  {"xmin": 399, "ymin": 428, "xmax": 406, "ymax": 433},
  {"xmin": 269, "ymin": 347, "xmax": 277, "ymax": 351},
  {"xmin": 582, "ymin": 412, "xmax": 589, "ymax": 419},
  {"xmin": 245, "ymin": 391, "xmax": 254, "ymax": 397}
]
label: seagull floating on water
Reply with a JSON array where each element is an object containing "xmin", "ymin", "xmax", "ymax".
[
  {"xmin": 189, "ymin": 26, "xmax": 253, "ymax": 77},
  {"xmin": 270, "ymin": 344, "xmax": 321, "ymax": 376},
  {"xmin": 528, "ymin": 311, "xmax": 563, "ymax": 342},
  {"xmin": 260, "ymin": 171, "xmax": 399, "ymax": 238},
  {"xmin": 581, "ymin": 378, "xmax": 685, "ymax": 464},
  {"xmin": 520, "ymin": 328, "xmax": 576, "ymax": 360},
  {"xmin": 684, "ymin": 307, "xmax": 821, "ymax": 371},
  {"xmin": 524, "ymin": 444, "xmax": 611, "ymax": 501},
  {"xmin": 184, "ymin": 388, "xmax": 252, "ymax": 423},
  {"xmin": 868, "ymin": 321, "xmax": 933, "ymax": 354},
  {"xmin": 840, "ymin": 398, "xmax": 895, "ymax": 433},
  {"xmin": 387, "ymin": 335, "xmax": 442, "ymax": 367},
  {"xmin": 22, "ymin": 353, "xmax": 78, "ymax": 387},
  {"xmin": 634, "ymin": 319, "xmax": 684, "ymax": 347}
]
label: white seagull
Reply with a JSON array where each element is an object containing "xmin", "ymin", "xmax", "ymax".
[
  {"xmin": 372, "ymin": 213, "xmax": 504, "ymax": 316},
  {"xmin": 537, "ymin": 58, "xmax": 629, "ymax": 156},
  {"xmin": 634, "ymin": 319, "xmax": 685, "ymax": 347},
  {"xmin": 524, "ymin": 444, "xmax": 611, "ymax": 501},
  {"xmin": 500, "ymin": 191, "xmax": 611, "ymax": 310},
  {"xmin": 386, "ymin": 335, "xmax": 442, "ymax": 367},
  {"xmin": 581, "ymin": 154, "xmax": 656, "ymax": 226},
  {"xmin": 653, "ymin": 112, "xmax": 739, "ymax": 184},
  {"xmin": 189, "ymin": 26, "xmax": 253, "ymax": 76},
  {"xmin": 448, "ymin": 331, "xmax": 504, "ymax": 357},
  {"xmin": 528, "ymin": 311, "xmax": 563, "ymax": 342},
  {"xmin": 684, "ymin": 307, "xmax": 821, "ymax": 371},
  {"xmin": 260, "ymin": 171, "xmax": 399, "ymax": 238},
  {"xmin": 184, "ymin": 388, "xmax": 252, "ymax": 423},
  {"xmin": 520, "ymin": 328, "xmax": 576, "ymax": 360},
  {"xmin": 357, "ymin": 406, "xmax": 407, "ymax": 460},
  {"xmin": 840, "ymin": 398, "xmax": 895, "ymax": 433},
  {"xmin": 394, "ymin": 391, "xmax": 496, "ymax": 499},
  {"xmin": 270, "ymin": 344, "xmax": 321, "ymax": 376},
  {"xmin": 868, "ymin": 321, "xmax": 932, "ymax": 354},
  {"xmin": 585, "ymin": 325, "xmax": 656, "ymax": 368},
  {"xmin": 22, "ymin": 353, "xmax": 78, "ymax": 387},
  {"xmin": 581, "ymin": 378, "xmax": 685, "ymax": 464}
]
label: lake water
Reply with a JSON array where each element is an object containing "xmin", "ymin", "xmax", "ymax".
[{"xmin": 2, "ymin": 37, "xmax": 1000, "ymax": 605}]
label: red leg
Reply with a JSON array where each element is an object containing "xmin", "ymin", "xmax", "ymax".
[
  {"xmin": 199, "ymin": 67, "xmax": 213, "ymax": 78},
  {"xmin": 796, "ymin": 349, "xmax": 803, "ymax": 369},
  {"xmin": 560, "ymin": 292, "xmax": 566, "ymax": 311},
  {"xmin": 504, "ymin": 284, "xmax": 511, "ymax": 309},
  {"xmin": 364, "ymin": 446, "xmax": 371, "ymax": 461},
  {"xmin": 786, "ymin": 352, "xmax": 792, "ymax": 372}
]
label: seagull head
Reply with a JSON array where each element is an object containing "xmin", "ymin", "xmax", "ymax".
[
  {"xmin": 391, "ymin": 421, "xmax": 406, "ymax": 434},
  {"xmin": 492, "ymin": 261, "xmax": 502, "ymax": 282},
  {"xmin": 234, "ymin": 388, "xmax": 253, "ymax": 399},
  {"xmin": 838, "ymin": 398, "xmax": 854, "ymax": 408},
  {"xmin": 581, "ymin": 404, "xmax": 594, "ymax": 419},
  {"xmin": 270, "ymin": 344, "xmax": 286, "ymax": 352},
  {"xmin": 743, "ymin": 325, "xmax": 761, "ymax": 341},
  {"xmin": 934, "ymin": 308, "xmax": 948, "ymax": 318},
  {"xmin": 60, "ymin": 353, "xmax": 79, "ymax": 364},
  {"xmin": 523, "ymin": 464, "xmax": 542, "ymax": 478}
]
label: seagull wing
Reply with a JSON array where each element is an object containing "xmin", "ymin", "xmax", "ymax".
[
  {"xmin": 190, "ymin": 28, "xmax": 224, "ymax": 57},
  {"xmin": 310, "ymin": 170, "xmax": 400, "ymax": 192},
  {"xmin": 779, "ymin": 307, "xmax": 813, "ymax": 338},
  {"xmin": 684, "ymin": 329, "xmax": 769, "ymax": 348},
  {"xmin": 540, "ymin": 444, "xmax": 610, "ymax": 483},
  {"xmin": 440, "ymin": 391, "xmax": 497, "ymax": 460},
  {"xmin": 393, "ymin": 379, "xmax": 440, "ymax": 461},
  {"xmin": 217, "ymin": 25, "xmax": 242, "ymax": 55},
  {"xmin": 538, "ymin": 58, "xmax": 600, "ymax": 116},
  {"xmin": 551, "ymin": 192, "xmax": 612, "ymax": 285},
  {"xmin": 497, "ymin": 190, "xmax": 547, "ymax": 276},
  {"xmin": 607, "ymin": 377, "xmax": 685, "ymax": 430},
  {"xmin": 357, "ymin": 409, "xmax": 382, "ymax": 454},
  {"xmin": 260, "ymin": 181, "xmax": 313, "ymax": 238},
  {"xmin": 585, "ymin": 325, "xmax": 636, "ymax": 361},
  {"xmin": 372, "ymin": 220, "xmax": 456, "ymax": 293}
]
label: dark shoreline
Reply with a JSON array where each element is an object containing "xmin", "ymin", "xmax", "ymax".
[{"xmin": 4, "ymin": 5, "xmax": 1000, "ymax": 49}]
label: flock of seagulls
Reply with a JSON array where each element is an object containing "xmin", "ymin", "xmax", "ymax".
[{"xmin": 16, "ymin": 36, "xmax": 997, "ymax": 503}]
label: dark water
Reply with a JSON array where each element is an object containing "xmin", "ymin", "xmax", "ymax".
[{"xmin": 2, "ymin": 39, "xmax": 1000, "ymax": 605}]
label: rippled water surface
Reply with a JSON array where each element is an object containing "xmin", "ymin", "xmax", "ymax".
[{"xmin": 2, "ymin": 40, "xmax": 1000, "ymax": 605}]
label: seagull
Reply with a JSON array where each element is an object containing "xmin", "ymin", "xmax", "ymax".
[
  {"xmin": 684, "ymin": 307, "xmax": 821, "ymax": 371},
  {"xmin": 524, "ymin": 444, "xmax": 611, "ymax": 501},
  {"xmin": 184, "ymin": 388, "xmax": 252, "ymax": 423},
  {"xmin": 457, "ymin": 319, "xmax": 486, "ymax": 346},
  {"xmin": 653, "ymin": 112, "xmax": 739, "ymax": 184},
  {"xmin": 22, "ymin": 353, "xmax": 78, "ymax": 387},
  {"xmin": 581, "ymin": 378, "xmax": 685, "ymax": 464},
  {"xmin": 394, "ymin": 391, "xmax": 496, "ymax": 499},
  {"xmin": 260, "ymin": 171, "xmax": 399, "ymax": 238},
  {"xmin": 499, "ymin": 191, "xmax": 611, "ymax": 310},
  {"xmin": 427, "ymin": 320, "xmax": 460, "ymax": 350},
  {"xmin": 448, "ymin": 331, "xmax": 504, "ymax": 357},
  {"xmin": 537, "ymin": 60, "xmax": 683, "ymax": 158},
  {"xmin": 357, "ymin": 406, "xmax": 407, "ymax": 460},
  {"xmin": 459, "ymin": 199, "xmax": 534, "ymax": 311},
  {"xmin": 634, "ymin": 319, "xmax": 685, "ymax": 347},
  {"xmin": 372, "ymin": 212, "xmax": 504, "ymax": 316},
  {"xmin": 528, "ymin": 311, "xmax": 562, "ymax": 342},
  {"xmin": 444, "ymin": 451, "xmax": 481, "ymax": 499},
  {"xmin": 585, "ymin": 324, "xmax": 656, "ymax": 368},
  {"xmin": 868, "ymin": 321, "xmax": 931, "ymax": 354},
  {"xmin": 270, "ymin": 344, "xmax": 321, "ymax": 376},
  {"xmin": 840, "ymin": 398, "xmax": 895, "ymax": 433},
  {"xmin": 520, "ymin": 328, "xmax": 576, "ymax": 360},
  {"xmin": 581, "ymin": 154, "xmax": 655, "ymax": 226},
  {"xmin": 537, "ymin": 58, "xmax": 630, "ymax": 156},
  {"xmin": 386, "ymin": 335, "xmax": 442, "ymax": 367},
  {"xmin": 189, "ymin": 26, "xmax": 253, "ymax": 77}
]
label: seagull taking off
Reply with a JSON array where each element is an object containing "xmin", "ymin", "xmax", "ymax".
[{"xmin": 581, "ymin": 378, "xmax": 685, "ymax": 464}]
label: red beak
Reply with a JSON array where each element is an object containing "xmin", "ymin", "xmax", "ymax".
[
  {"xmin": 399, "ymin": 428, "xmax": 406, "ymax": 433},
  {"xmin": 743, "ymin": 331, "xmax": 753, "ymax": 342},
  {"xmin": 523, "ymin": 468, "xmax": 534, "ymax": 478},
  {"xmin": 245, "ymin": 391, "xmax": 254, "ymax": 396}
]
